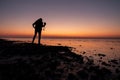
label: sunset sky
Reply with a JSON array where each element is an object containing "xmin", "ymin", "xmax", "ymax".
[{"xmin": 0, "ymin": 0, "xmax": 120, "ymax": 38}]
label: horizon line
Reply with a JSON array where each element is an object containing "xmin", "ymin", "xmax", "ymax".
[{"xmin": 0, "ymin": 36, "xmax": 120, "ymax": 39}]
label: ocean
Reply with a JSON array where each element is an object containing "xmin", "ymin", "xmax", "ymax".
[
  {"xmin": 1, "ymin": 37, "xmax": 120, "ymax": 73},
  {"xmin": 3, "ymin": 38, "xmax": 120, "ymax": 60}
]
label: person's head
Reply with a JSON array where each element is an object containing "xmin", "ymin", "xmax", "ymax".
[{"xmin": 39, "ymin": 18, "xmax": 42, "ymax": 21}]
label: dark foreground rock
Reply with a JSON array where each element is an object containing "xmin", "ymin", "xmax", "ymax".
[{"xmin": 0, "ymin": 39, "xmax": 120, "ymax": 80}]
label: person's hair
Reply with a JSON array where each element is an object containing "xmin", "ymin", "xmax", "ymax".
[{"xmin": 39, "ymin": 18, "xmax": 42, "ymax": 21}]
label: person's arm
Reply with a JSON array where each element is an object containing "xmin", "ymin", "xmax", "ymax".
[
  {"xmin": 32, "ymin": 22, "xmax": 35, "ymax": 28},
  {"xmin": 43, "ymin": 22, "xmax": 46, "ymax": 27},
  {"xmin": 43, "ymin": 22, "xmax": 46, "ymax": 31}
]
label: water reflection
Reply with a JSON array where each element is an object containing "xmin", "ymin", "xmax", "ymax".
[{"xmin": 4, "ymin": 38, "xmax": 120, "ymax": 60}]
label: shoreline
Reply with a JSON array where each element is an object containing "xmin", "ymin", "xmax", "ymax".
[{"xmin": 0, "ymin": 39, "xmax": 120, "ymax": 80}]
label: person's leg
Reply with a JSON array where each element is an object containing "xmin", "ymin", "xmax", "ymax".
[
  {"xmin": 38, "ymin": 30, "xmax": 42, "ymax": 45},
  {"xmin": 32, "ymin": 31, "xmax": 37, "ymax": 43}
]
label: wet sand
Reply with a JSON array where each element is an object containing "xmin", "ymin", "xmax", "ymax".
[{"xmin": 0, "ymin": 39, "xmax": 120, "ymax": 80}]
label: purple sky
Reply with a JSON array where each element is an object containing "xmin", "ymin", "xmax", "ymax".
[{"xmin": 0, "ymin": 0, "xmax": 120, "ymax": 38}]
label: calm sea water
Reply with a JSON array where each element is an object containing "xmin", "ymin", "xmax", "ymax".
[{"xmin": 3, "ymin": 38, "xmax": 120, "ymax": 61}]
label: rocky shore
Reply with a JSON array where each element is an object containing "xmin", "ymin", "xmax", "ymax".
[{"xmin": 0, "ymin": 39, "xmax": 120, "ymax": 80}]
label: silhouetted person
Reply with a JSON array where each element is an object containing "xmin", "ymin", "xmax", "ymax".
[{"xmin": 32, "ymin": 18, "xmax": 46, "ymax": 44}]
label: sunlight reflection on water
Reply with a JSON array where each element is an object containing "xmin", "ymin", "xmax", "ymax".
[{"xmin": 4, "ymin": 38, "xmax": 120, "ymax": 61}]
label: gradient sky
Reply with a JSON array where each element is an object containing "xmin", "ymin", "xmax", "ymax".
[{"xmin": 0, "ymin": 0, "xmax": 120, "ymax": 38}]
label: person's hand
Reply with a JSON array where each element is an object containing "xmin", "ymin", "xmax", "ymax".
[
  {"xmin": 32, "ymin": 24, "xmax": 35, "ymax": 28},
  {"xmin": 44, "ymin": 22, "xmax": 46, "ymax": 26}
]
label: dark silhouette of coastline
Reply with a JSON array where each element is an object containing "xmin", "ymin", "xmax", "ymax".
[
  {"xmin": 32, "ymin": 18, "xmax": 46, "ymax": 45},
  {"xmin": 0, "ymin": 39, "xmax": 120, "ymax": 80}
]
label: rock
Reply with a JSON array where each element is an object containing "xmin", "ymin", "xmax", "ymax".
[
  {"xmin": 102, "ymin": 62, "xmax": 111, "ymax": 67},
  {"xmin": 82, "ymin": 51, "xmax": 86, "ymax": 54},
  {"xmin": 109, "ymin": 59, "xmax": 118, "ymax": 64},
  {"xmin": 77, "ymin": 70, "xmax": 88, "ymax": 80},
  {"xmin": 98, "ymin": 53, "xmax": 106, "ymax": 57},
  {"xmin": 115, "ymin": 68, "xmax": 120, "ymax": 73},
  {"xmin": 67, "ymin": 73, "xmax": 78, "ymax": 80}
]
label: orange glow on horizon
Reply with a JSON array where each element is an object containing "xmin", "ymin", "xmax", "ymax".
[
  {"xmin": 0, "ymin": 29, "xmax": 120, "ymax": 38},
  {"xmin": 0, "ymin": 0, "xmax": 120, "ymax": 39},
  {"xmin": 0, "ymin": 21, "xmax": 120, "ymax": 38}
]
